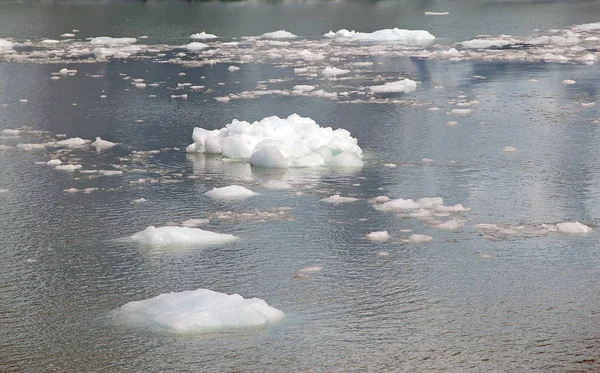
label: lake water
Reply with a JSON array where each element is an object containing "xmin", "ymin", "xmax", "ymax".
[{"xmin": 1, "ymin": 1, "xmax": 600, "ymax": 372}]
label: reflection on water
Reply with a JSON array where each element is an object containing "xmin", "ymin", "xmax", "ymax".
[{"xmin": 1, "ymin": 2, "xmax": 600, "ymax": 372}]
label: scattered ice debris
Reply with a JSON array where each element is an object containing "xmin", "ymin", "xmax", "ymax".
[
  {"xmin": 185, "ymin": 42, "xmax": 209, "ymax": 51},
  {"xmin": 83, "ymin": 187, "xmax": 98, "ymax": 194},
  {"xmin": 502, "ymin": 146, "xmax": 517, "ymax": 152},
  {"xmin": 119, "ymin": 288, "xmax": 283, "ymax": 332},
  {"xmin": 425, "ymin": 11, "xmax": 449, "ymax": 15},
  {"xmin": 562, "ymin": 79, "xmax": 576, "ymax": 85},
  {"xmin": 322, "ymin": 66, "xmax": 350, "ymax": 78},
  {"xmin": 215, "ymin": 97, "xmax": 230, "ymax": 102},
  {"xmin": 262, "ymin": 30, "xmax": 297, "ymax": 39},
  {"xmin": 366, "ymin": 231, "xmax": 390, "ymax": 242},
  {"xmin": 369, "ymin": 79, "xmax": 417, "ymax": 94},
  {"xmin": 131, "ymin": 226, "xmax": 238, "ymax": 248},
  {"xmin": 190, "ymin": 32, "xmax": 218, "ymax": 40},
  {"xmin": 407, "ymin": 234, "xmax": 433, "ymax": 243},
  {"xmin": 321, "ymin": 195, "xmax": 359, "ymax": 204},
  {"xmin": 292, "ymin": 273, "xmax": 310, "ymax": 280},
  {"xmin": 299, "ymin": 265, "xmax": 323, "ymax": 273},
  {"xmin": 186, "ymin": 114, "xmax": 363, "ymax": 169},
  {"xmin": 581, "ymin": 102, "xmax": 596, "ymax": 108},
  {"xmin": 460, "ymin": 38, "xmax": 514, "ymax": 49},
  {"xmin": 262, "ymin": 180, "xmax": 292, "ymax": 190},
  {"xmin": 324, "ymin": 28, "xmax": 435, "ymax": 43},
  {"xmin": 132, "ymin": 198, "xmax": 147, "ymax": 203},
  {"xmin": 2, "ymin": 129, "xmax": 20, "ymax": 135},
  {"xmin": 556, "ymin": 222, "xmax": 592, "ymax": 234},
  {"xmin": 55, "ymin": 164, "xmax": 82, "ymax": 172},
  {"xmin": 204, "ymin": 185, "xmax": 257, "ymax": 201},
  {"xmin": 228, "ymin": 65, "xmax": 240, "ymax": 72}
]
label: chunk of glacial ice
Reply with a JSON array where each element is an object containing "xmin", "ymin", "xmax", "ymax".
[
  {"xmin": 131, "ymin": 226, "xmax": 238, "ymax": 248},
  {"xmin": 119, "ymin": 288, "xmax": 283, "ymax": 332},
  {"xmin": 204, "ymin": 185, "xmax": 257, "ymax": 201},
  {"xmin": 190, "ymin": 32, "xmax": 218, "ymax": 40},
  {"xmin": 262, "ymin": 30, "xmax": 297, "ymax": 39},
  {"xmin": 321, "ymin": 195, "xmax": 359, "ymax": 204},
  {"xmin": 366, "ymin": 231, "xmax": 390, "ymax": 242},
  {"xmin": 556, "ymin": 222, "xmax": 592, "ymax": 234},
  {"xmin": 369, "ymin": 79, "xmax": 417, "ymax": 94},
  {"xmin": 324, "ymin": 28, "xmax": 435, "ymax": 43},
  {"xmin": 91, "ymin": 137, "xmax": 117, "ymax": 150},
  {"xmin": 185, "ymin": 42, "xmax": 209, "ymax": 51}
]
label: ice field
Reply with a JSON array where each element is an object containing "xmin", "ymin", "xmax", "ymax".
[{"xmin": 1, "ymin": 0, "xmax": 600, "ymax": 372}]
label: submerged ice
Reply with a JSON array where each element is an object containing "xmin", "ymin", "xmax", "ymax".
[
  {"xmin": 120, "ymin": 288, "xmax": 284, "ymax": 332},
  {"xmin": 186, "ymin": 114, "xmax": 363, "ymax": 168}
]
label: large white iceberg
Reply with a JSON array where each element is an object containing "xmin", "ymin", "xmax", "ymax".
[
  {"xmin": 131, "ymin": 226, "xmax": 238, "ymax": 248},
  {"xmin": 186, "ymin": 114, "xmax": 363, "ymax": 168},
  {"xmin": 324, "ymin": 28, "xmax": 435, "ymax": 43},
  {"xmin": 120, "ymin": 288, "xmax": 284, "ymax": 332}
]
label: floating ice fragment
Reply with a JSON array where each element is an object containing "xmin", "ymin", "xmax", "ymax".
[
  {"xmin": 321, "ymin": 195, "xmax": 359, "ymax": 204},
  {"xmin": 0, "ymin": 39, "xmax": 15, "ymax": 53},
  {"xmin": 181, "ymin": 218, "xmax": 209, "ymax": 228},
  {"xmin": 366, "ymin": 231, "xmax": 390, "ymax": 242},
  {"xmin": 90, "ymin": 37, "xmax": 137, "ymax": 45},
  {"xmin": 299, "ymin": 266, "xmax": 323, "ymax": 273},
  {"xmin": 132, "ymin": 198, "xmax": 147, "ymax": 203},
  {"xmin": 120, "ymin": 288, "xmax": 283, "ymax": 332},
  {"xmin": 56, "ymin": 137, "xmax": 90, "ymax": 147},
  {"xmin": 190, "ymin": 32, "xmax": 218, "ymax": 40},
  {"xmin": 562, "ymin": 79, "xmax": 576, "ymax": 85},
  {"xmin": 322, "ymin": 66, "xmax": 350, "ymax": 78},
  {"xmin": 450, "ymin": 108, "xmax": 472, "ymax": 115},
  {"xmin": 91, "ymin": 137, "xmax": 117, "ymax": 150},
  {"xmin": 425, "ymin": 11, "xmax": 449, "ymax": 15},
  {"xmin": 185, "ymin": 42, "xmax": 209, "ymax": 51},
  {"xmin": 383, "ymin": 163, "xmax": 397, "ymax": 168},
  {"xmin": 262, "ymin": 180, "xmax": 292, "ymax": 190},
  {"xmin": 408, "ymin": 234, "xmax": 433, "ymax": 243},
  {"xmin": 228, "ymin": 66, "xmax": 240, "ymax": 72},
  {"xmin": 324, "ymin": 28, "xmax": 435, "ymax": 43},
  {"xmin": 434, "ymin": 219, "xmax": 465, "ymax": 231},
  {"xmin": 46, "ymin": 159, "xmax": 62, "ymax": 166},
  {"xmin": 131, "ymin": 226, "xmax": 238, "ymax": 248},
  {"xmin": 0, "ymin": 188, "xmax": 9, "ymax": 194},
  {"xmin": 64, "ymin": 188, "xmax": 80, "ymax": 193},
  {"xmin": 293, "ymin": 85, "xmax": 315, "ymax": 92},
  {"xmin": 55, "ymin": 164, "xmax": 82, "ymax": 171},
  {"xmin": 262, "ymin": 30, "xmax": 297, "ymax": 39},
  {"xmin": 369, "ymin": 79, "xmax": 417, "ymax": 94},
  {"xmin": 461, "ymin": 38, "xmax": 513, "ymax": 49},
  {"xmin": 556, "ymin": 222, "xmax": 592, "ymax": 234},
  {"xmin": 204, "ymin": 185, "xmax": 257, "ymax": 201},
  {"xmin": 502, "ymin": 146, "xmax": 517, "ymax": 152}
]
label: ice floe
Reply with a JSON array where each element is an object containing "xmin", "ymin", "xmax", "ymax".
[
  {"xmin": 366, "ymin": 231, "xmax": 390, "ymax": 242},
  {"xmin": 369, "ymin": 79, "xmax": 417, "ymax": 94},
  {"xmin": 204, "ymin": 185, "xmax": 257, "ymax": 201},
  {"xmin": 131, "ymin": 226, "xmax": 238, "ymax": 248},
  {"xmin": 91, "ymin": 137, "xmax": 117, "ymax": 150},
  {"xmin": 321, "ymin": 195, "xmax": 359, "ymax": 204},
  {"xmin": 186, "ymin": 114, "xmax": 363, "ymax": 169},
  {"xmin": 324, "ymin": 28, "xmax": 435, "ymax": 43},
  {"xmin": 119, "ymin": 288, "xmax": 283, "ymax": 332},
  {"xmin": 190, "ymin": 32, "xmax": 218, "ymax": 40},
  {"xmin": 262, "ymin": 30, "xmax": 297, "ymax": 39}
]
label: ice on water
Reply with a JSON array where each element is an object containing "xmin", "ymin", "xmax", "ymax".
[
  {"xmin": 131, "ymin": 226, "xmax": 238, "ymax": 248},
  {"xmin": 120, "ymin": 288, "xmax": 283, "ymax": 332},
  {"xmin": 204, "ymin": 185, "xmax": 257, "ymax": 200}
]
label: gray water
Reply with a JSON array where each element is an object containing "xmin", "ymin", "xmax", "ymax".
[{"xmin": 1, "ymin": 1, "xmax": 600, "ymax": 372}]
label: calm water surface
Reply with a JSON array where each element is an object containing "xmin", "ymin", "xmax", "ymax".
[{"xmin": 1, "ymin": 1, "xmax": 600, "ymax": 372}]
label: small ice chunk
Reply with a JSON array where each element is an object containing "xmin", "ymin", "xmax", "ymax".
[
  {"xmin": 434, "ymin": 219, "xmax": 465, "ymax": 231},
  {"xmin": 132, "ymin": 198, "xmax": 147, "ymax": 203},
  {"xmin": 120, "ymin": 288, "xmax": 283, "ymax": 332},
  {"xmin": 55, "ymin": 164, "xmax": 82, "ymax": 171},
  {"xmin": 425, "ymin": 11, "xmax": 448, "ymax": 15},
  {"xmin": 181, "ymin": 218, "xmax": 210, "ymax": 228},
  {"xmin": 262, "ymin": 30, "xmax": 297, "ymax": 39},
  {"xmin": 46, "ymin": 159, "xmax": 62, "ymax": 166},
  {"xmin": 61, "ymin": 33, "xmax": 76, "ymax": 38},
  {"xmin": 64, "ymin": 188, "xmax": 80, "ymax": 193},
  {"xmin": 204, "ymin": 185, "xmax": 257, "ymax": 201},
  {"xmin": 56, "ymin": 137, "xmax": 90, "ymax": 147},
  {"xmin": 451, "ymin": 108, "xmax": 472, "ymax": 115},
  {"xmin": 185, "ymin": 42, "xmax": 209, "ymax": 51},
  {"xmin": 228, "ymin": 66, "xmax": 240, "ymax": 72},
  {"xmin": 90, "ymin": 36, "xmax": 137, "ymax": 45},
  {"xmin": 383, "ymin": 163, "xmax": 397, "ymax": 168},
  {"xmin": 322, "ymin": 66, "xmax": 350, "ymax": 78},
  {"xmin": 190, "ymin": 32, "xmax": 218, "ymax": 40},
  {"xmin": 369, "ymin": 79, "xmax": 417, "ymax": 94},
  {"xmin": 262, "ymin": 180, "xmax": 292, "ymax": 190},
  {"xmin": 321, "ymin": 195, "xmax": 359, "ymax": 204},
  {"xmin": 556, "ymin": 222, "xmax": 592, "ymax": 234},
  {"xmin": 293, "ymin": 85, "xmax": 315, "ymax": 92},
  {"xmin": 502, "ymin": 146, "xmax": 517, "ymax": 152},
  {"xmin": 92, "ymin": 137, "xmax": 117, "ymax": 150},
  {"xmin": 408, "ymin": 234, "xmax": 433, "ymax": 243},
  {"xmin": 299, "ymin": 266, "xmax": 323, "ymax": 273},
  {"xmin": 131, "ymin": 226, "xmax": 238, "ymax": 248},
  {"xmin": 375, "ymin": 198, "xmax": 421, "ymax": 211},
  {"xmin": 366, "ymin": 231, "xmax": 390, "ymax": 242},
  {"xmin": 562, "ymin": 79, "xmax": 576, "ymax": 85}
]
